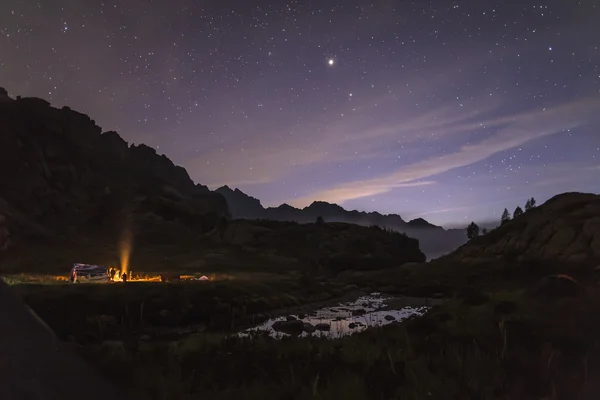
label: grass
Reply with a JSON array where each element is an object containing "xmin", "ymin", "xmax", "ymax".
[
  {"xmin": 7, "ymin": 252, "xmax": 600, "ymax": 399},
  {"xmin": 12, "ymin": 275, "xmax": 360, "ymax": 343},
  {"xmin": 68, "ymin": 282, "xmax": 600, "ymax": 400}
]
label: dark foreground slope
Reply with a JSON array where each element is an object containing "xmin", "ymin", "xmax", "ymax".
[
  {"xmin": 0, "ymin": 279, "xmax": 122, "ymax": 400},
  {"xmin": 442, "ymin": 192, "xmax": 600, "ymax": 265},
  {"xmin": 216, "ymin": 185, "xmax": 467, "ymax": 258}
]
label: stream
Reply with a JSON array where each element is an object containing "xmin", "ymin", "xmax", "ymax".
[{"xmin": 239, "ymin": 292, "xmax": 431, "ymax": 339}]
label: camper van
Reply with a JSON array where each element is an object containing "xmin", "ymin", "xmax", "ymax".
[{"xmin": 70, "ymin": 263, "xmax": 110, "ymax": 283}]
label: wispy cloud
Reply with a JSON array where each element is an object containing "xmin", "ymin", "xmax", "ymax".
[
  {"xmin": 287, "ymin": 97, "xmax": 600, "ymax": 206},
  {"xmin": 183, "ymin": 55, "xmax": 495, "ymax": 187}
]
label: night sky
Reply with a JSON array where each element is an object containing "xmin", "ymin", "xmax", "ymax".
[{"xmin": 2, "ymin": 0, "xmax": 599, "ymax": 226}]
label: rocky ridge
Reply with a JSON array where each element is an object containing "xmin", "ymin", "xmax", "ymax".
[
  {"xmin": 216, "ymin": 185, "xmax": 468, "ymax": 258},
  {"xmin": 444, "ymin": 192, "xmax": 600, "ymax": 264}
]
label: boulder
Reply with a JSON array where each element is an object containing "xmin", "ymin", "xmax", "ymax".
[
  {"xmin": 315, "ymin": 323, "xmax": 331, "ymax": 331},
  {"xmin": 302, "ymin": 322, "xmax": 316, "ymax": 333},
  {"xmin": 272, "ymin": 319, "xmax": 304, "ymax": 335}
]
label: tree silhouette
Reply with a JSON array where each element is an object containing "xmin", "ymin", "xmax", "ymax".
[
  {"xmin": 525, "ymin": 197, "xmax": 537, "ymax": 211},
  {"xmin": 501, "ymin": 208, "xmax": 511, "ymax": 225},
  {"xmin": 315, "ymin": 216, "xmax": 324, "ymax": 225},
  {"xmin": 481, "ymin": 228, "xmax": 488, "ymax": 235},
  {"xmin": 513, "ymin": 206, "xmax": 524, "ymax": 218},
  {"xmin": 466, "ymin": 222, "xmax": 480, "ymax": 240}
]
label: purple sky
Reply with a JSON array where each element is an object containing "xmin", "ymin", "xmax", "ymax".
[{"xmin": 2, "ymin": 0, "xmax": 599, "ymax": 226}]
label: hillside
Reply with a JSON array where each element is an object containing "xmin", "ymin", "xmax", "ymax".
[
  {"xmin": 0, "ymin": 88, "xmax": 426, "ymax": 272},
  {"xmin": 442, "ymin": 192, "xmax": 600, "ymax": 264},
  {"xmin": 216, "ymin": 185, "xmax": 467, "ymax": 258},
  {"xmin": 211, "ymin": 219, "xmax": 425, "ymax": 271}
]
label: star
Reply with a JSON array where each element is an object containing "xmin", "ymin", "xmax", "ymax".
[{"xmin": 1, "ymin": 0, "xmax": 598, "ymax": 229}]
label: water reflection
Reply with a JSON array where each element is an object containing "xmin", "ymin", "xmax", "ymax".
[{"xmin": 239, "ymin": 293, "xmax": 428, "ymax": 339}]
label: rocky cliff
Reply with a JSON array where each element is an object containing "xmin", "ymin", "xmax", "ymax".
[
  {"xmin": 443, "ymin": 192, "xmax": 600, "ymax": 264},
  {"xmin": 0, "ymin": 88, "xmax": 229, "ymax": 250},
  {"xmin": 215, "ymin": 185, "xmax": 467, "ymax": 258}
]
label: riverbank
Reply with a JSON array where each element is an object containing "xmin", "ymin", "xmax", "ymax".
[{"xmin": 69, "ymin": 281, "xmax": 600, "ymax": 399}]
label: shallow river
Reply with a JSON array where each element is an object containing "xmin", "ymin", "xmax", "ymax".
[{"xmin": 239, "ymin": 292, "xmax": 429, "ymax": 339}]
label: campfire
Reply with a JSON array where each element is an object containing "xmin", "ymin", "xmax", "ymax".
[{"xmin": 108, "ymin": 269, "xmax": 209, "ymax": 283}]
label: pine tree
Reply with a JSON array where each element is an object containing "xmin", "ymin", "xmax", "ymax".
[
  {"xmin": 481, "ymin": 228, "xmax": 488, "ymax": 235},
  {"xmin": 513, "ymin": 206, "xmax": 524, "ymax": 218},
  {"xmin": 501, "ymin": 208, "xmax": 511, "ymax": 224},
  {"xmin": 525, "ymin": 199, "xmax": 532, "ymax": 210},
  {"xmin": 466, "ymin": 222, "xmax": 480, "ymax": 240}
]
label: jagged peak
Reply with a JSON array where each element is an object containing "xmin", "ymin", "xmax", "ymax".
[
  {"xmin": 408, "ymin": 218, "xmax": 441, "ymax": 229},
  {"xmin": 304, "ymin": 201, "xmax": 344, "ymax": 211},
  {"xmin": 277, "ymin": 203, "xmax": 297, "ymax": 210}
]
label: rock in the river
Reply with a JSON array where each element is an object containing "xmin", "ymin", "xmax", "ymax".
[
  {"xmin": 352, "ymin": 309, "xmax": 366, "ymax": 316},
  {"xmin": 315, "ymin": 323, "xmax": 331, "ymax": 331},
  {"xmin": 384, "ymin": 315, "xmax": 396, "ymax": 321},
  {"xmin": 285, "ymin": 315, "xmax": 297, "ymax": 321},
  {"xmin": 272, "ymin": 319, "xmax": 304, "ymax": 335},
  {"xmin": 348, "ymin": 323, "xmax": 357, "ymax": 329},
  {"xmin": 302, "ymin": 322, "xmax": 316, "ymax": 333}
]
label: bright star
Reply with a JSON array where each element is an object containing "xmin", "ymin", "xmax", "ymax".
[{"xmin": 328, "ymin": 59, "xmax": 335, "ymax": 66}]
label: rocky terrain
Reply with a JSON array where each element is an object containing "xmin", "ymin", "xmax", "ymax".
[
  {"xmin": 443, "ymin": 192, "xmax": 600, "ymax": 264},
  {"xmin": 216, "ymin": 185, "xmax": 467, "ymax": 258}
]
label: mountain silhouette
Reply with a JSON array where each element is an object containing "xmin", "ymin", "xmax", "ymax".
[{"xmin": 216, "ymin": 186, "xmax": 468, "ymax": 258}]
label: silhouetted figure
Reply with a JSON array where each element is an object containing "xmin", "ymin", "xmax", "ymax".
[{"xmin": 121, "ymin": 273, "xmax": 127, "ymax": 282}]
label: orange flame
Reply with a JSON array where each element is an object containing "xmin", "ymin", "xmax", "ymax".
[{"xmin": 119, "ymin": 219, "xmax": 133, "ymax": 275}]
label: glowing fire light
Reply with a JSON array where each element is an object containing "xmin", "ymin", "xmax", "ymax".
[{"xmin": 119, "ymin": 219, "xmax": 133, "ymax": 276}]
